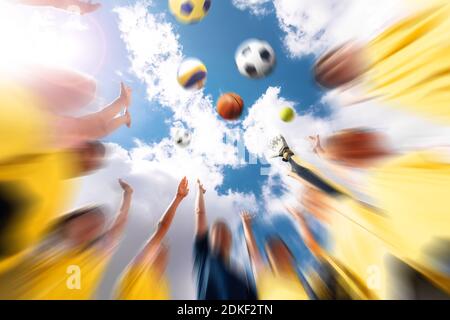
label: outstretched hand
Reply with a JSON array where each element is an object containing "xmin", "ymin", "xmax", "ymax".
[
  {"xmin": 119, "ymin": 82, "xmax": 132, "ymax": 108},
  {"xmin": 197, "ymin": 179, "xmax": 206, "ymax": 194},
  {"xmin": 308, "ymin": 135, "xmax": 323, "ymax": 154},
  {"xmin": 177, "ymin": 177, "xmax": 189, "ymax": 199},
  {"xmin": 118, "ymin": 179, "xmax": 133, "ymax": 194},
  {"xmin": 240, "ymin": 210, "xmax": 254, "ymax": 225}
]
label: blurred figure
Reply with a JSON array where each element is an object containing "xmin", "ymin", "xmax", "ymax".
[
  {"xmin": 309, "ymin": 130, "xmax": 450, "ymax": 255},
  {"xmin": 272, "ymin": 133, "xmax": 450, "ymax": 298},
  {"xmin": 309, "ymin": 129, "xmax": 392, "ymax": 168},
  {"xmin": 16, "ymin": 0, "xmax": 101, "ymax": 14},
  {"xmin": 314, "ymin": 1, "xmax": 450, "ymax": 124},
  {"xmin": 241, "ymin": 212, "xmax": 309, "ymax": 300},
  {"xmin": 13, "ymin": 64, "xmax": 98, "ymax": 115},
  {"xmin": 270, "ymin": 135, "xmax": 348, "ymax": 199},
  {"xmin": 54, "ymin": 82, "xmax": 132, "ymax": 149},
  {"xmin": 115, "ymin": 177, "xmax": 189, "ymax": 300},
  {"xmin": 193, "ymin": 180, "xmax": 256, "ymax": 300},
  {"xmin": 286, "ymin": 205, "xmax": 376, "ymax": 300},
  {"xmin": 0, "ymin": 179, "xmax": 133, "ymax": 299},
  {"xmin": 67, "ymin": 140, "xmax": 106, "ymax": 177},
  {"xmin": 0, "ymin": 84, "xmax": 77, "ymax": 273},
  {"xmin": 7, "ymin": 65, "xmax": 132, "ymax": 148}
]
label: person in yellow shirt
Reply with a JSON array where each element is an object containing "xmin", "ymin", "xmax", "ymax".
[
  {"xmin": 114, "ymin": 177, "xmax": 190, "ymax": 300},
  {"xmin": 314, "ymin": 1, "xmax": 450, "ymax": 124},
  {"xmin": 0, "ymin": 179, "xmax": 133, "ymax": 300},
  {"xmin": 286, "ymin": 204, "xmax": 378, "ymax": 300},
  {"xmin": 241, "ymin": 211, "xmax": 310, "ymax": 300},
  {"xmin": 306, "ymin": 130, "xmax": 450, "ymax": 297}
]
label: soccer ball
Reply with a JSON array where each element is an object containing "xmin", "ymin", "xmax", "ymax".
[
  {"xmin": 173, "ymin": 128, "xmax": 192, "ymax": 148},
  {"xmin": 177, "ymin": 58, "xmax": 207, "ymax": 90},
  {"xmin": 169, "ymin": 0, "xmax": 212, "ymax": 24},
  {"xmin": 235, "ymin": 39, "xmax": 276, "ymax": 79}
]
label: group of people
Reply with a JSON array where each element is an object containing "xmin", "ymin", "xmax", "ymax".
[{"xmin": 1, "ymin": 0, "xmax": 450, "ymax": 300}]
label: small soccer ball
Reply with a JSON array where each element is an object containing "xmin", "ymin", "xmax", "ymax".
[
  {"xmin": 177, "ymin": 58, "xmax": 207, "ymax": 90},
  {"xmin": 280, "ymin": 107, "xmax": 295, "ymax": 122},
  {"xmin": 235, "ymin": 39, "xmax": 276, "ymax": 79},
  {"xmin": 169, "ymin": 0, "xmax": 212, "ymax": 24},
  {"xmin": 173, "ymin": 128, "xmax": 192, "ymax": 148}
]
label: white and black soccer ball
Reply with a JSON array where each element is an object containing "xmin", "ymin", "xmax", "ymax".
[
  {"xmin": 173, "ymin": 128, "xmax": 192, "ymax": 148},
  {"xmin": 235, "ymin": 39, "xmax": 276, "ymax": 79}
]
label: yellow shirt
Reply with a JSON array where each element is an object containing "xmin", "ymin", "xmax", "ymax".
[
  {"xmin": 115, "ymin": 262, "xmax": 170, "ymax": 300},
  {"xmin": 256, "ymin": 268, "xmax": 309, "ymax": 300},
  {"xmin": 328, "ymin": 150, "xmax": 450, "ymax": 297},
  {"xmin": 0, "ymin": 246, "xmax": 111, "ymax": 300},
  {"xmin": 0, "ymin": 83, "xmax": 76, "ymax": 274},
  {"xmin": 364, "ymin": 1, "xmax": 450, "ymax": 124}
]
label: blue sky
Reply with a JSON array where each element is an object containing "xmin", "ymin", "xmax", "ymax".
[
  {"xmin": 7, "ymin": 0, "xmax": 448, "ymax": 299},
  {"xmin": 94, "ymin": 0, "xmax": 327, "ymax": 195},
  {"xmin": 82, "ymin": 0, "xmax": 329, "ymax": 281}
]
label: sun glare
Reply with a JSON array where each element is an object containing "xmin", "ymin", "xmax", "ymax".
[{"xmin": 0, "ymin": 4, "xmax": 90, "ymax": 71}]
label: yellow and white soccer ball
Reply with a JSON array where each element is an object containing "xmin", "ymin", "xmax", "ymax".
[
  {"xmin": 177, "ymin": 58, "xmax": 207, "ymax": 90},
  {"xmin": 169, "ymin": 0, "xmax": 212, "ymax": 24}
]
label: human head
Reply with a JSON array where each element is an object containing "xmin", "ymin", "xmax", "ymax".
[
  {"xmin": 314, "ymin": 42, "xmax": 366, "ymax": 89},
  {"xmin": 75, "ymin": 141, "xmax": 106, "ymax": 175},
  {"xmin": 265, "ymin": 236, "xmax": 295, "ymax": 275},
  {"xmin": 210, "ymin": 220, "xmax": 233, "ymax": 260},
  {"xmin": 53, "ymin": 206, "xmax": 106, "ymax": 248},
  {"xmin": 323, "ymin": 128, "xmax": 390, "ymax": 167}
]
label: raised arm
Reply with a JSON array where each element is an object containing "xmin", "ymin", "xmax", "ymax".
[
  {"xmin": 103, "ymin": 179, "xmax": 133, "ymax": 248},
  {"xmin": 195, "ymin": 179, "xmax": 208, "ymax": 237},
  {"xmin": 135, "ymin": 177, "xmax": 189, "ymax": 264},
  {"xmin": 16, "ymin": 0, "xmax": 101, "ymax": 14},
  {"xmin": 241, "ymin": 211, "xmax": 264, "ymax": 276},
  {"xmin": 286, "ymin": 206, "xmax": 323, "ymax": 257}
]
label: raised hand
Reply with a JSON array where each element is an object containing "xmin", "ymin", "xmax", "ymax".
[
  {"xmin": 197, "ymin": 179, "xmax": 206, "ymax": 194},
  {"xmin": 308, "ymin": 134, "xmax": 323, "ymax": 154},
  {"xmin": 177, "ymin": 177, "xmax": 189, "ymax": 199},
  {"xmin": 240, "ymin": 210, "xmax": 254, "ymax": 225},
  {"xmin": 119, "ymin": 82, "xmax": 132, "ymax": 108},
  {"xmin": 118, "ymin": 179, "xmax": 133, "ymax": 194}
]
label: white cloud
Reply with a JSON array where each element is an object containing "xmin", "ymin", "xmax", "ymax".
[
  {"xmin": 234, "ymin": 0, "xmax": 411, "ymax": 58},
  {"xmin": 232, "ymin": 0, "xmax": 272, "ymax": 16},
  {"xmin": 67, "ymin": 1, "xmax": 259, "ymax": 299},
  {"xmin": 70, "ymin": 0, "xmax": 450, "ymax": 300},
  {"xmin": 114, "ymin": 2, "xmax": 241, "ymax": 168},
  {"xmin": 71, "ymin": 142, "xmax": 257, "ymax": 299},
  {"xmin": 241, "ymin": 86, "xmax": 450, "ymax": 213}
]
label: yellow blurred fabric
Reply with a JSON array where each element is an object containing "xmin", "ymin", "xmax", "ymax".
[
  {"xmin": 256, "ymin": 267, "xmax": 309, "ymax": 300},
  {"xmin": 0, "ymin": 84, "xmax": 76, "ymax": 274},
  {"xmin": 368, "ymin": 151, "xmax": 450, "ymax": 256},
  {"xmin": 364, "ymin": 2, "xmax": 450, "ymax": 124},
  {"xmin": 0, "ymin": 246, "xmax": 111, "ymax": 300},
  {"xmin": 115, "ymin": 262, "xmax": 170, "ymax": 300},
  {"xmin": 328, "ymin": 150, "xmax": 450, "ymax": 297}
]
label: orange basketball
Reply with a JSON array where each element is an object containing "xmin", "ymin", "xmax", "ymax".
[{"xmin": 217, "ymin": 93, "xmax": 244, "ymax": 120}]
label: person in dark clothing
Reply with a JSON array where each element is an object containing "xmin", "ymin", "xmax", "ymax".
[
  {"xmin": 270, "ymin": 135, "xmax": 344, "ymax": 197},
  {"xmin": 193, "ymin": 180, "xmax": 256, "ymax": 300}
]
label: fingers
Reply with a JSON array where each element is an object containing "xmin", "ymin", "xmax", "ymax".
[{"xmin": 240, "ymin": 210, "xmax": 254, "ymax": 222}]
